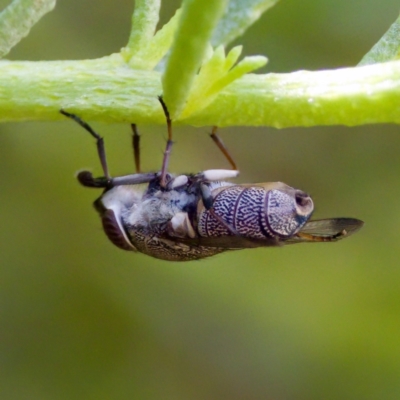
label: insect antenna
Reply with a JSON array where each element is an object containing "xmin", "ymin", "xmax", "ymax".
[
  {"xmin": 131, "ymin": 123, "xmax": 141, "ymax": 173},
  {"xmin": 158, "ymin": 96, "xmax": 174, "ymax": 188},
  {"xmin": 209, "ymin": 126, "xmax": 237, "ymax": 170}
]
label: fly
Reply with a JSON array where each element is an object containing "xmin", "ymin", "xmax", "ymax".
[{"xmin": 60, "ymin": 98, "xmax": 363, "ymax": 261}]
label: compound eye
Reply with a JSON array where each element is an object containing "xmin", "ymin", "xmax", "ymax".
[
  {"xmin": 266, "ymin": 189, "xmax": 314, "ymax": 237},
  {"xmin": 101, "ymin": 209, "xmax": 136, "ymax": 251},
  {"xmin": 294, "ymin": 190, "xmax": 314, "ymax": 216}
]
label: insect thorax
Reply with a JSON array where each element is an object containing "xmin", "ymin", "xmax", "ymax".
[{"xmin": 96, "ymin": 180, "xmax": 226, "ymax": 261}]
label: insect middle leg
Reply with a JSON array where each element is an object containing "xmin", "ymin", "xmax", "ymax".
[
  {"xmin": 158, "ymin": 96, "xmax": 174, "ymax": 188},
  {"xmin": 131, "ymin": 124, "xmax": 141, "ymax": 173}
]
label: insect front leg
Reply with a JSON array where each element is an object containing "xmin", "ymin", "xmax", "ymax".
[
  {"xmin": 61, "ymin": 110, "xmax": 156, "ymax": 189},
  {"xmin": 60, "ymin": 110, "xmax": 111, "ymax": 188}
]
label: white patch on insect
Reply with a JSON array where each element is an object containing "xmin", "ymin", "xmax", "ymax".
[
  {"xmin": 170, "ymin": 174, "xmax": 188, "ymax": 189},
  {"xmin": 169, "ymin": 212, "xmax": 196, "ymax": 238},
  {"xmin": 99, "ymin": 185, "xmax": 145, "ymax": 249},
  {"xmin": 202, "ymin": 169, "xmax": 239, "ymax": 181}
]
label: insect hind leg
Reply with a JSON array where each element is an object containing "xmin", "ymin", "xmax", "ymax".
[{"xmin": 210, "ymin": 126, "xmax": 237, "ymax": 170}]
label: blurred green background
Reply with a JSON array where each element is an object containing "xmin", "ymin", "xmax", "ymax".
[{"xmin": 1, "ymin": 0, "xmax": 400, "ymax": 399}]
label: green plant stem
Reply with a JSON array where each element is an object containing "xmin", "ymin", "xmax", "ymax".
[{"xmin": 2, "ymin": 57, "xmax": 400, "ymax": 127}]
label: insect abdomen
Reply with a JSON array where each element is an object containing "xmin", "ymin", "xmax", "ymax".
[{"xmin": 197, "ymin": 186, "xmax": 270, "ymax": 239}]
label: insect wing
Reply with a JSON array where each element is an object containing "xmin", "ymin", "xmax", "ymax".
[
  {"xmin": 163, "ymin": 217, "xmax": 363, "ymax": 249},
  {"xmin": 284, "ymin": 218, "xmax": 364, "ymax": 244},
  {"xmin": 162, "ymin": 234, "xmax": 281, "ymax": 250}
]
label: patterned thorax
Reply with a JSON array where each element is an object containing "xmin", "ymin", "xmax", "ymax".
[{"xmin": 92, "ymin": 174, "xmax": 224, "ymax": 261}]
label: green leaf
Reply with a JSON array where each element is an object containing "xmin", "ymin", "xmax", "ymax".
[
  {"xmin": 359, "ymin": 13, "xmax": 400, "ymax": 66},
  {"xmin": 162, "ymin": 0, "xmax": 228, "ymax": 119},
  {"xmin": 212, "ymin": 0, "xmax": 280, "ymax": 46},
  {"xmin": 180, "ymin": 46, "xmax": 267, "ymax": 119},
  {"xmin": 127, "ymin": 8, "xmax": 182, "ymax": 70},
  {"xmin": 121, "ymin": 0, "xmax": 161, "ymax": 63},
  {"xmin": 0, "ymin": 0, "xmax": 56, "ymax": 58}
]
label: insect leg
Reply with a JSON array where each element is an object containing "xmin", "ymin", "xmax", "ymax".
[
  {"xmin": 158, "ymin": 96, "xmax": 173, "ymax": 188},
  {"xmin": 210, "ymin": 126, "xmax": 237, "ymax": 170},
  {"xmin": 131, "ymin": 124, "xmax": 141, "ymax": 173},
  {"xmin": 60, "ymin": 110, "xmax": 110, "ymax": 181}
]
